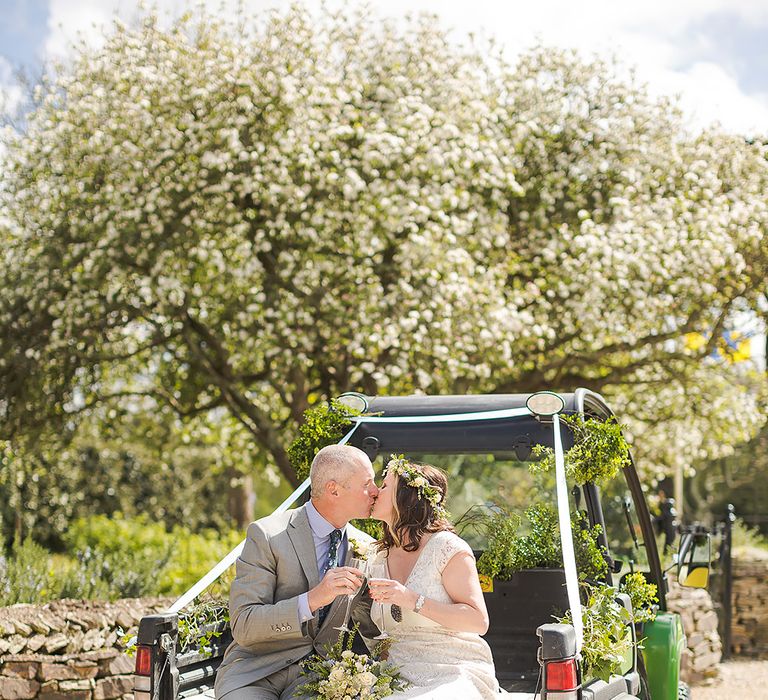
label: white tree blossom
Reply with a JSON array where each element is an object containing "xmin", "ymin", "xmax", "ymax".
[{"xmin": 1, "ymin": 6, "xmax": 767, "ymax": 484}]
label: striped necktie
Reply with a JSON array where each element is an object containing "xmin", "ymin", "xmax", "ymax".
[{"xmin": 319, "ymin": 529, "xmax": 343, "ymax": 624}]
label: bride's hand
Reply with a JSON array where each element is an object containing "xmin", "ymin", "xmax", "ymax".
[{"xmin": 368, "ymin": 577, "xmax": 419, "ymax": 609}]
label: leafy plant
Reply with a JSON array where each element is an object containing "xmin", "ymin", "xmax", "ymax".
[
  {"xmin": 619, "ymin": 572, "xmax": 658, "ymax": 624},
  {"xmin": 556, "ymin": 583, "xmax": 634, "ymax": 682},
  {"xmin": 531, "ymin": 415, "xmax": 630, "ymax": 485},
  {"xmin": 0, "ymin": 536, "xmax": 54, "ymax": 605},
  {"xmin": 177, "ymin": 599, "xmax": 230, "ymax": 655},
  {"xmin": 472, "ymin": 504, "xmax": 608, "ymax": 582},
  {"xmin": 288, "ymin": 400, "xmax": 363, "ymax": 482}
]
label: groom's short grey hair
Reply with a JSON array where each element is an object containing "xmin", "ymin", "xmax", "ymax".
[{"xmin": 310, "ymin": 444, "xmax": 369, "ymax": 498}]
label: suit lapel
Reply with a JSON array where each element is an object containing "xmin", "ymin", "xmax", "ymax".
[{"xmin": 287, "ymin": 506, "xmax": 320, "ymax": 589}]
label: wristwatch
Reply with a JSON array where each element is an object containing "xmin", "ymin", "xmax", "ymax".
[{"xmin": 413, "ymin": 594, "xmax": 426, "ymax": 614}]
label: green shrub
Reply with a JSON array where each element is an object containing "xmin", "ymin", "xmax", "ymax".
[
  {"xmin": 0, "ymin": 536, "xmax": 55, "ymax": 605},
  {"xmin": 732, "ymin": 518, "xmax": 768, "ymax": 556},
  {"xmin": 161, "ymin": 526, "xmax": 242, "ymax": 597},
  {"xmin": 474, "ymin": 504, "xmax": 608, "ymax": 582}
]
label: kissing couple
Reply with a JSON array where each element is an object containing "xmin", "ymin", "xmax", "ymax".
[{"xmin": 214, "ymin": 444, "xmax": 504, "ymax": 699}]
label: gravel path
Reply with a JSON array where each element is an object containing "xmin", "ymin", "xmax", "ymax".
[{"xmin": 692, "ymin": 659, "xmax": 768, "ymax": 699}]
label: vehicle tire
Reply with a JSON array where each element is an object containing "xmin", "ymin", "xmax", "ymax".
[{"xmin": 678, "ymin": 681, "xmax": 691, "ymax": 700}]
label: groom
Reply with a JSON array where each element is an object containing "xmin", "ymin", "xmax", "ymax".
[{"xmin": 214, "ymin": 444, "xmax": 380, "ymax": 699}]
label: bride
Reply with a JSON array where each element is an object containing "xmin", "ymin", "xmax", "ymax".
[{"xmin": 367, "ymin": 456, "xmax": 504, "ymax": 699}]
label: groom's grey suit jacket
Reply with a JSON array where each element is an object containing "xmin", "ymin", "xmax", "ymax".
[{"xmin": 214, "ymin": 504, "xmax": 376, "ymax": 698}]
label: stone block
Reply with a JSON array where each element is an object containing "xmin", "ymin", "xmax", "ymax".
[
  {"xmin": 68, "ymin": 660, "xmax": 99, "ymax": 680},
  {"xmin": 65, "ymin": 630, "xmax": 85, "ymax": 654},
  {"xmin": 59, "ymin": 679, "xmax": 95, "ymax": 692},
  {"xmin": 29, "ymin": 616, "xmax": 51, "ymax": 635},
  {"xmin": 8, "ymin": 636, "xmax": 28, "ymax": 654},
  {"xmin": 1, "ymin": 661, "xmax": 38, "ymax": 679},
  {"xmin": 0, "ymin": 620, "xmax": 15, "ymax": 636},
  {"xmin": 26, "ymin": 634, "xmax": 47, "ymax": 653},
  {"xmin": 103, "ymin": 654, "xmax": 134, "ymax": 676},
  {"xmin": 0, "ymin": 677, "xmax": 41, "ymax": 699},
  {"xmin": 691, "ymin": 650, "xmax": 720, "ymax": 671},
  {"xmin": 39, "ymin": 663, "xmax": 80, "ymax": 682},
  {"xmin": 13, "ymin": 621, "xmax": 33, "ymax": 637},
  {"xmin": 39, "ymin": 689, "xmax": 91, "ymax": 700},
  {"xmin": 0, "ymin": 639, "xmax": 10, "ymax": 655},
  {"xmin": 45, "ymin": 633, "xmax": 69, "ymax": 654},
  {"xmin": 94, "ymin": 675, "xmax": 134, "ymax": 700},
  {"xmin": 697, "ymin": 611, "xmax": 719, "ymax": 632}
]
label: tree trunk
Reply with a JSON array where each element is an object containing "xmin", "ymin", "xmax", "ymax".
[{"xmin": 227, "ymin": 469, "xmax": 255, "ymax": 529}]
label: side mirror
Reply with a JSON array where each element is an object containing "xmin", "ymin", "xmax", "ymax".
[{"xmin": 677, "ymin": 532, "xmax": 711, "ymax": 588}]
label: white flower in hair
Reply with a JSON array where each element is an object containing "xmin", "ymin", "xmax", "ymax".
[{"xmin": 384, "ymin": 454, "xmax": 447, "ymax": 519}]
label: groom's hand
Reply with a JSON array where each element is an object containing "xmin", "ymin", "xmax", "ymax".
[{"xmin": 307, "ymin": 567, "xmax": 365, "ymax": 612}]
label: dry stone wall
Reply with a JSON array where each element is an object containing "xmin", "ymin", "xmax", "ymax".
[
  {"xmin": 730, "ymin": 551, "xmax": 768, "ymax": 658},
  {"xmin": 665, "ymin": 576, "xmax": 722, "ymax": 686},
  {"xmin": 0, "ymin": 598, "xmax": 173, "ymax": 700}
]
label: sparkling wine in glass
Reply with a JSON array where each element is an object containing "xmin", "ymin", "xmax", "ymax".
[
  {"xmin": 367, "ymin": 561, "xmax": 390, "ymax": 640},
  {"xmin": 334, "ymin": 557, "xmax": 367, "ymax": 633}
]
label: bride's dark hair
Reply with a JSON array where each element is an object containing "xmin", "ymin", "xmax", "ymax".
[{"xmin": 377, "ymin": 461, "xmax": 453, "ymax": 552}]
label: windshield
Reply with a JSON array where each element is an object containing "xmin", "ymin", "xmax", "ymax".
[{"xmin": 373, "ymin": 452, "xmax": 580, "ymax": 551}]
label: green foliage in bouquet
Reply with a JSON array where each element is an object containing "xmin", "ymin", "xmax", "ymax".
[
  {"xmin": 296, "ymin": 626, "xmax": 408, "ymax": 699},
  {"xmin": 618, "ymin": 572, "xmax": 659, "ymax": 624},
  {"xmin": 531, "ymin": 415, "xmax": 630, "ymax": 486},
  {"xmin": 474, "ymin": 504, "xmax": 608, "ymax": 582},
  {"xmin": 288, "ymin": 400, "xmax": 364, "ymax": 483},
  {"xmin": 556, "ymin": 583, "xmax": 634, "ymax": 683}
]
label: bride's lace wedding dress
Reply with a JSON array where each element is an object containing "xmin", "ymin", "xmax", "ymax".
[{"xmin": 371, "ymin": 531, "xmax": 503, "ymax": 699}]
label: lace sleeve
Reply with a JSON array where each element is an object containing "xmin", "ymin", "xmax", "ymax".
[{"xmin": 433, "ymin": 532, "xmax": 475, "ymax": 574}]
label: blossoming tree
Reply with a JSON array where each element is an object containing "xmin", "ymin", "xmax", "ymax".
[{"xmin": 2, "ymin": 6, "xmax": 767, "ymax": 490}]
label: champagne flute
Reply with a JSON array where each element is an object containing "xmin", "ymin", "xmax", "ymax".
[
  {"xmin": 334, "ymin": 557, "xmax": 367, "ymax": 633},
  {"xmin": 367, "ymin": 560, "xmax": 390, "ymax": 640}
]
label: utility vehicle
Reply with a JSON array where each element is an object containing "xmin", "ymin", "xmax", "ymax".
[{"xmin": 134, "ymin": 389, "xmax": 708, "ymax": 699}]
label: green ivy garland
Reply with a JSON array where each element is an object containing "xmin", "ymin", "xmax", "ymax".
[
  {"xmin": 288, "ymin": 399, "xmax": 363, "ymax": 483},
  {"xmin": 531, "ymin": 414, "xmax": 631, "ymax": 485}
]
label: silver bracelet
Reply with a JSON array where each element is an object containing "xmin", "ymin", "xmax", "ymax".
[{"xmin": 413, "ymin": 594, "xmax": 426, "ymax": 614}]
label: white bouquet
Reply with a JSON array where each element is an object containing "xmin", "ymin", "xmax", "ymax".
[{"xmin": 296, "ymin": 630, "xmax": 407, "ymax": 699}]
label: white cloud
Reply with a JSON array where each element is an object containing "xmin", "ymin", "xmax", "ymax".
[
  {"xmin": 40, "ymin": 0, "xmax": 768, "ymax": 135},
  {"xmin": 0, "ymin": 56, "xmax": 23, "ymax": 116}
]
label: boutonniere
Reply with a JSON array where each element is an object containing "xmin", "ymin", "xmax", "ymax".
[{"xmin": 350, "ymin": 538, "xmax": 371, "ymax": 561}]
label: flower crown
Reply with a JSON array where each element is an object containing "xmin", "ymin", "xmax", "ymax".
[{"xmin": 384, "ymin": 454, "xmax": 447, "ymax": 519}]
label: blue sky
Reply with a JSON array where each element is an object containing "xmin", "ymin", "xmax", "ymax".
[{"xmin": 1, "ymin": 0, "xmax": 768, "ymax": 136}]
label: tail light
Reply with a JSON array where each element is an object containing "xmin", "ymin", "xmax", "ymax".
[
  {"xmin": 133, "ymin": 645, "xmax": 153, "ymax": 700},
  {"xmin": 544, "ymin": 658, "xmax": 579, "ymax": 699}
]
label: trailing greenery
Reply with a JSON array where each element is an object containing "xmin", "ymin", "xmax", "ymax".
[
  {"xmin": 177, "ymin": 599, "xmax": 230, "ymax": 655},
  {"xmin": 557, "ymin": 583, "xmax": 634, "ymax": 682},
  {"xmin": 472, "ymin": 504, "xmax": 608, "ymax": 582},
  {"xmin": 288, "ymin": 400, "xmax": 363, "ymax": 482},
  {"xmin": 618, "ymin": 572, "xmax": 658, "ymax": 624},
  {"xmin": 531, "ymin": 415, "xmax": 630, "ymax": 485}
]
